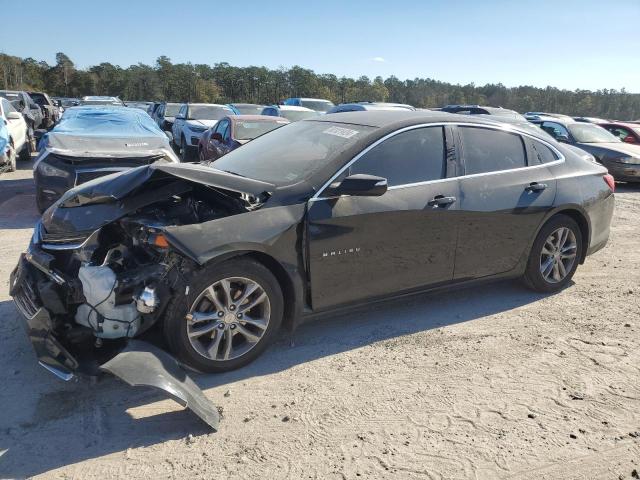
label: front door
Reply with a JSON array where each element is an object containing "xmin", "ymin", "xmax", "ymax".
[{"xmin": 307, "ymin": 125, "xmax": 460, "ymax": 310}]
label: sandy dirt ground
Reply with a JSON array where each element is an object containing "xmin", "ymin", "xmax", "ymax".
[{"xmin": 0, "ymin": 159, "xmax": 638, "ymax": 480}]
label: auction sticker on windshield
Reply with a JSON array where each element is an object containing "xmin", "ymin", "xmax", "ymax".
[{"xmin": 323, "ymin": 126, "xmax": 360, "ymax": 139}]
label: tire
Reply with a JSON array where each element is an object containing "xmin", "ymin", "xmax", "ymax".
[
  {"xmin": 180, "ymin": 135, "xmax": 192, "ymax": 161},
  {"xmin": 163, "ymin": 258, "xmax": 284, "ymax": 373},
  {"xmin": 18, "ymin": 136, "xmax": 32, "ymax": 161},
  {"xmin": 523, "ymin": 214, "xmax": 583, "ymax": 293},
  {"xmin": 4, "ymin": 143, "xmax": 16, "ymax": 172}
]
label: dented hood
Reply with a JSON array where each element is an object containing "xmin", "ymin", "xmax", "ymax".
[
  {"xmin": 59, "ymin": 163, "xmax": 275, "ymax": 206},
  {"xmin": 41, "ymin": 163, "xmax": 275, "ymax": 234}
]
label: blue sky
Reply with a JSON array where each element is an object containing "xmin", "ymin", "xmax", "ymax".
[{"xmin": 2, "ymin": 0, "xmax": 639, "ymax": 92}]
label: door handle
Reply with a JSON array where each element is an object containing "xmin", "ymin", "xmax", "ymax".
[
  {"xmin": 427, "ymin": 195, "xmax": 456, "ymax": 207},
  {"xmin": 525, "ymin": 182, "xmax": 547, "ymax": 192}
]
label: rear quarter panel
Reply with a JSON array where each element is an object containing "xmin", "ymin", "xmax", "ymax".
[{"xmin": 547, "ymin": 148, "xmax": 614, "ymax": 255}]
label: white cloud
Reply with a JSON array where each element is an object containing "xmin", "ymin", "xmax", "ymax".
[{"xmin": 371, "ymin": 57, "xmax": 385, "ymax": 63}]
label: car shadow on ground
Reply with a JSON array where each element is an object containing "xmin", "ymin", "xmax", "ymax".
[{"xmin": 0, "ymin": 278, "xmax": 554, "ymax": 477}]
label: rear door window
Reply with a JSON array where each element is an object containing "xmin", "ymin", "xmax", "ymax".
[
  {"xmin": 528, "ymin": 138, "xmax": 559, "ymax": 164},
  {"xmin": 459, "ymin": 127, "xmax": 526, "ymax": 175},
  {"xmin": 349, "ymin": 127, "xmax": 445, "ymax": 186}
]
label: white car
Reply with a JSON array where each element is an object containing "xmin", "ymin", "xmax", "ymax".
[
  {"xmin": 0, "ymin": 97, "xmax": 29, "ymax": 171},
  {"xmin": 171, "ymin": 103, "xmax": 235, "ymax": 161},
  {"xmin": 260, "ymin": 105, "xmax": 320, "ymax": 122}
]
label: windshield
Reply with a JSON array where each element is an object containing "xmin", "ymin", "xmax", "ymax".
[
  {"xmin": 568, "ymin": 123, "xmax": 620, "ymax": 143},
  {"xmin": 189, "ymin": 105, "xmax": 232, "ymax": 120},
  {"xmin": 213, "ymin": 121, "xmax": 374, "ymax": 185},
  {"xmin": 280, "ymin": 110, "xmax": 320, "ymax": 122},
  {"xmin": 165, "ymin": 104, "xmax": 181, "ymax": 116},
  {"xmin": 300, "ymin": 100, "xmax": 335, "ymax": 112},
  {"xmin": 29, "ymin": 94, "xmax": 47, "ymax": 105},
  {"xmin": 234, "ymin": 120, "xmax": 287, "ymax": 140}
]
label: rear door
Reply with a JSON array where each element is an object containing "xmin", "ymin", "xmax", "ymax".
[
  {"xmin": 307, "ymin": 125, "xmax": 460, "ymax": 310},
  {"xmin": 453, "ymin": 125, "xmax": 558, "ymax": 280}
]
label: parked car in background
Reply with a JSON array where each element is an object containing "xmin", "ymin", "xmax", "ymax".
[
  {"xmin": 28, "ymin": 91, "xmax": 61, "ymax": 128},
  {"xmin": 539, "ymin": 118, "xmax": 640, "ymax": 182},
  {"xmin": 573, "ymin": 116, "xmax": 609, "ymax": 124},
  {"xmin": 52, "ymin": 97, "xmax": 80, "ymax": 112},
  {"xmin": 152, "ymin": 102, "xmax": 181, "ymax": 132},
  {"xmin": 33, "ymin": 106, "xmax": 179, "ymax": 211},
  {"xmin": 80, "ymin": 96, "xmax": 125, "ymax": 106},
  {"xmin": 441, "ymin": 104, "xmax": 525, "ymax": 120},
  {"xmin": 525, "ymin": 112, "xmax": 574, "ymax": 123},
  {"xmin": 283, "ymin": 97, "xmax": 335, "ymax": 113},
  {"xmin": 328, "ymin": 102, "xmax": 416, "ymax": 113},
  {"xmin": 0, "ymin": 112, "xmax": 12, "ymax": 171},
  {"xmin": 261, "ymin": 105, "xmax": 319, "ymax": 122},
  {"xmin": 0, "ymin": 97, "xmax": 30, "ymax": 171},
  {"xmin": 0, "ymin": 90, "xmax": 44, "ymax": 131},
  {"xmin": 11, "ymin": 111, "xmax": 615, "ymax": 379},
  {"xmin": 228, "ymin": 103, "xmax": 267, "ymax": 115},
  {"xmin": 171, "ymin": 103, "xmax": 235, "ymax": 161},
  {"xmin": 597, "ymin": 121, "xmax": 640, "ymax": 144},
  {"xmin": 125, "ymin": 101, "xmax": 154, "ymax": 111},
  {"xmin": 198, "ymin": 115, "xmax": 289, "ymax": 162}
]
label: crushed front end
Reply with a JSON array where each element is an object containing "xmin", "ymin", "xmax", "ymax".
[{"xmin": 9, "ymin": 164, "xmax": 271, "ymax": 429}]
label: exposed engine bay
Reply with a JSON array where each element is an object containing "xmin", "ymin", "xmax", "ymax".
[
  {"xmin": 11, "ymin": 165, "xmax": 276, "ymax": 429},
  {"xmin": 30, "ymin": 181, "xmax": 252, "ymax": 358}
]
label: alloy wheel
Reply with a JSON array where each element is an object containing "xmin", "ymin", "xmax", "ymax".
[
  {"xmin": 186, "ymin": 277, "xmax": 271, "ymax": 361},
  {"xmin": 539, "ymin": 227, "xmax": 577, "ymax": 283}
]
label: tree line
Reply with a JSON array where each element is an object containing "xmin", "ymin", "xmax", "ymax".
[{"xmin": 1, "ymin": 52, "xmax": 639, "ymax": 120}]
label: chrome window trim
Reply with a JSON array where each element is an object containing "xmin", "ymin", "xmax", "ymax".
[{"xmin": 310, "ymin": 122, "xmax": 565, "ymax": 201}]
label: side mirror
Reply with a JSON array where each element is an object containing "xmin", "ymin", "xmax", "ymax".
[
  {"xmin": 6, "ymin": 111, "xmax": 22, "ymax": 120},
  {"xmin": 324, "ymin": 174, "xmax": 388, "ymax": 198},
  {"xmin": 556, "ymin": 133, "xmax": 570, "ymax": 143},
  {"xmin": 211, "ymin": 132, "xmax": 223, "ymax": 142}
]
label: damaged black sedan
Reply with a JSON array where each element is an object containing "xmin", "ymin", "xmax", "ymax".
[{"xmin": 11, "ymin": 111, "xmax": 615, "ymax": 382}]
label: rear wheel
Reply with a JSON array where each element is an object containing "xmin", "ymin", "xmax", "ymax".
[
  {"xmin": 163, "ymin": 258, "xmax": 283, "ymax": 373},
  {"xmin": 523, "ymin": 215, "xmax": 582, "ymax": 293}
]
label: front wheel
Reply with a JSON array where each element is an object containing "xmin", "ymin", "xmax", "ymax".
[
  {"xmin": 523, "ymin": 215, "xmax": 582, "ymax": 293},
  {"xmin": 163, "ymin": 258, "xmax": 283, "ymax": 373}
]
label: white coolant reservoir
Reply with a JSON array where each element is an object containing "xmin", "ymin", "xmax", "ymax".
[{"xmin": 75, "ymin": 265, "xmax": 141, "ymax": 339}]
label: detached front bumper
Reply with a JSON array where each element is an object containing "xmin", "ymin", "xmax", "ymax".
[
  {"xmin": 10, "ymin": 252, "xmax": 220, "ymax": 430},
  {"xmin": 10, "ymin": 254, "xmax": 79, "ymax": 378}
]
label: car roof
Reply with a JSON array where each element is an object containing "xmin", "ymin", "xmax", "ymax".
[
  {"xmin": 275, "ymin": 105, "xmax": 315, "ymax": 112},
  {"xmin": 291, "ymin": 97, "xmax": 333, "ymax": 102},
  {"xmin": 599, "ymin": 120, "xmax": 640, "ymax": 128},
  {"xmin": 313, "ymin": 110, "xmax": 554, "ymax": 140},
  {"xmin": 229, "ymin": 115, "xmax": 290, "ymax": 122},
  {"xmin": 186, "ymin": 103, "xmax": 229, "ymax": 107},
  {"xmin": 230, "ymin": 103, "xmax": 265, "ymax": 107}
]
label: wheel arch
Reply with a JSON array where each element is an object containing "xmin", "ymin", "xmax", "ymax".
[
  {"xmin": 535, "ymin": 206, "xmax": 591, "ymax": 264},
  {"xmin": 201, "ymin": 249, "xmax": 302, "ymax": 332}
]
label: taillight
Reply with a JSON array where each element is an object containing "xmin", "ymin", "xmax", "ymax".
[{"xmin": 603, "ymin": 174, "xmax": 615, "ymax": 192}]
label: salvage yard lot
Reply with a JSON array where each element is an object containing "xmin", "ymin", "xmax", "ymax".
[{"xmin": 0, "ymin": 160, "xmax": 639, "ymax": 480}]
